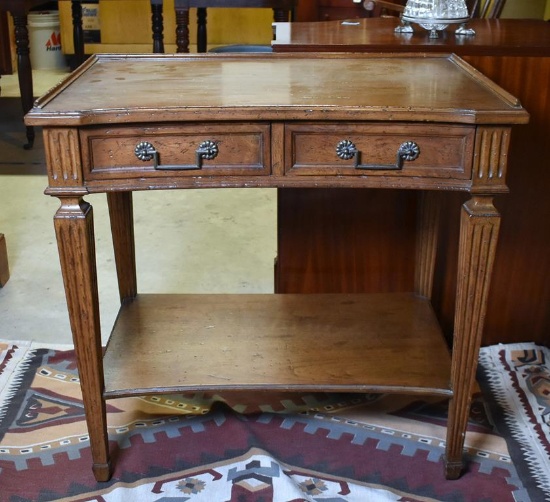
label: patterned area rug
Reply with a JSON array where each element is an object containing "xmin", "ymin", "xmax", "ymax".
[{"xmin": 0, "ymin": 339, "xmax": 548, "ymax": 501}]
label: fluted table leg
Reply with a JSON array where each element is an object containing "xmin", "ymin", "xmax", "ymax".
[
  {"xmin": 444, "ymin": 195, "xmax": 501, "ymax": 479},
  {"xmin": 54, "ymin": 197, "xmax": 111, "ymax": 482}
]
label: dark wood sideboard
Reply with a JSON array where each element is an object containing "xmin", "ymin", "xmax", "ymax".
[{"xmin": 273, "ymin": 18, "xmax": 550, "ymax": 347}]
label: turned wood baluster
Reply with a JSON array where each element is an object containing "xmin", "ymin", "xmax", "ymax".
[
  {"xmin": 107, "ymin": 192, "xmax": 137, "ymax": 303},
  {"xmin": 54, "ymin": 198, "xmax": 111, "ymax": 482},
  {"xmin": 175, "ymin": 4, "xmax": 190, "ymax": 53},
  {"xmin": 151, "ymin": 0, "xmax": 164, "ymax": 53},
  {"xmin": 444, "ymin": 195, "xmax": 501, "ymax": 479},
  {"xmin": 197, "ymin": 8, "xmax": 207, "ymax": 52}
]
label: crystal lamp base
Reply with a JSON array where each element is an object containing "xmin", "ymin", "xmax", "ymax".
[{"xmin": 396, "ymin": 17, "xmax": 475, "ymax": 38}]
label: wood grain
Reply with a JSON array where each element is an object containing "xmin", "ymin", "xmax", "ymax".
[{"xmin": 103, "ymin": 293, "xmax": 453, "ymax": 397}]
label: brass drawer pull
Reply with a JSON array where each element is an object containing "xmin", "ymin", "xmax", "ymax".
[
  {"xmin": 336, "ymin": 140, "xmax": 420, "ymax": 170},
  {"xmin": 134, "ymin": 140, "xmax": 219, "ymax": 170}
]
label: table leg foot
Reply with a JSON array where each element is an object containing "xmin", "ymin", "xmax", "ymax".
[
  {"xmin": 444, "ymin": 456, "xmax": 464, "ymax": 480},
  {"xmin": 93, "ymin": 461, "xmax": 113, "ymax": 482}
]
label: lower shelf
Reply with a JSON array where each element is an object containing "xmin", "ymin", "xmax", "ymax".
[{"xmin": 103, "ymin": 293, "xmax": 453, "ymax": 398}]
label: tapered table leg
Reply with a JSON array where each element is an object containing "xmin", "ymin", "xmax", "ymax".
[
  {"xmin": 54, "ymin": 197, "xmax": 111, "ymax": 482},
  {"xmin": 444, "ymin": 195, "xmax": 501, "ymax": 479},
  {"xmin": 107, "ymin": 192, "xmax": 137, "ymax": 302}
]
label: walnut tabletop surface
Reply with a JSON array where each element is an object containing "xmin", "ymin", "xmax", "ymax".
[
  {"xmin": 272, "ymin": 18, "xmax": 550, "ymax": 56},
  {"xmin": 26, "ymin": 53, "xmax": 528, "ymax": 126}
]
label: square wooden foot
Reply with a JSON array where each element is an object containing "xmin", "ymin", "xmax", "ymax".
[
  {"xmin": 92, "ymin": 461, "xmax": 112, "ymax": 482},
  {"xmin": 444, "ymin": 456, "xmax": 464, "ymax": 480}
]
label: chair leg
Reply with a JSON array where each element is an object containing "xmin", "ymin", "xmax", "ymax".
[{"xmin": 0, "ymin": 234, "xmax": 10, "ymax": 287}]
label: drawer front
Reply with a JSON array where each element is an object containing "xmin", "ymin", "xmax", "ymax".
[
  {"xmin": 285, "ymin": 123, "xmax": 474, "ymax": 180},
  {"xmin": 82, "ymin": 123, "xmax": 271, "ymax": 180}
]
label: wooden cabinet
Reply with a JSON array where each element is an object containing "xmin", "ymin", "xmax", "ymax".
[{"xmin": 26, "ymin": 53, "xmax": 527, "ymax": 482}]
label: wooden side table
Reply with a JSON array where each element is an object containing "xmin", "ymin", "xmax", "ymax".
[{"xmin": 26, "ymin": 53, "xmax": 528, "ymax": 482}]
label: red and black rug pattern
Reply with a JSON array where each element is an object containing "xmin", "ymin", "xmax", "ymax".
[{"xmin": 0, "ymin": 340, "xmax": 543, "ymax": 501}]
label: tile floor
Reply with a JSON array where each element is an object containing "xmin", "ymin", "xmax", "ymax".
[{"xmin": 0, "ymin": 70, "xmax": 277, "ymax": 345}]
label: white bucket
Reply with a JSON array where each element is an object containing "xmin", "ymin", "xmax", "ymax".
[{"xmin": 28, "ymin": 11, "xmax": 67, "ymax": 70}]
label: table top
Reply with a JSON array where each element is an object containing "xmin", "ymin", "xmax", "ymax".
[
  {"xmin": 25, "ymin": 53, "xmax": 528, "ymax": 127},
  {"xmin": 272, "ymin": 18, "xmax": 550, "ymax": 57}
]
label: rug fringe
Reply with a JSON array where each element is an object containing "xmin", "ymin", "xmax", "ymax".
[
  {"xmin": 0, "ymin": 339, "xmax": 74, "ymax": 425},
  {"xmin": 0, "ymin": 341, "xmax": 35, "ymax": 424}
]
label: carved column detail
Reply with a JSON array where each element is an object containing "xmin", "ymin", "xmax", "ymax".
[
  {"xmin": 444, "ymin": 195, "xmax": 501, "ymax": 479},
  {"xmin": 54, "ymin": 197, "xmax": 111, "ymax": 481},
  {"xmin": 472, "ymin": 127, "xmax": 511, "ymax": 191},
  {"xmin": 44, "ymin": 129, "xmax": 83, "ymax": 186}
]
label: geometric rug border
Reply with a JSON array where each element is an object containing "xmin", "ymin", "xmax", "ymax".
[{"xmin": 478, "ymin": 343, "xmax": 550, "ymax": 502}]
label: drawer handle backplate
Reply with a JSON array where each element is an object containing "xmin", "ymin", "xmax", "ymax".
[
  {"xmin": 336, "ymin": 140, "xmax": 420, "ymax": 171},
  {"xmin": 134, "ymin": 140, "xmax": 219, "ymax": 170}
]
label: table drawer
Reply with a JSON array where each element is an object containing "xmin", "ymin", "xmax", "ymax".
[
  {"xmin": 285, "ymin": 123, "xmax": 474, "ymax": 180},
  {"xmin": 82, "ymin": 123, "xmax": 271, "ymax": 180}
]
